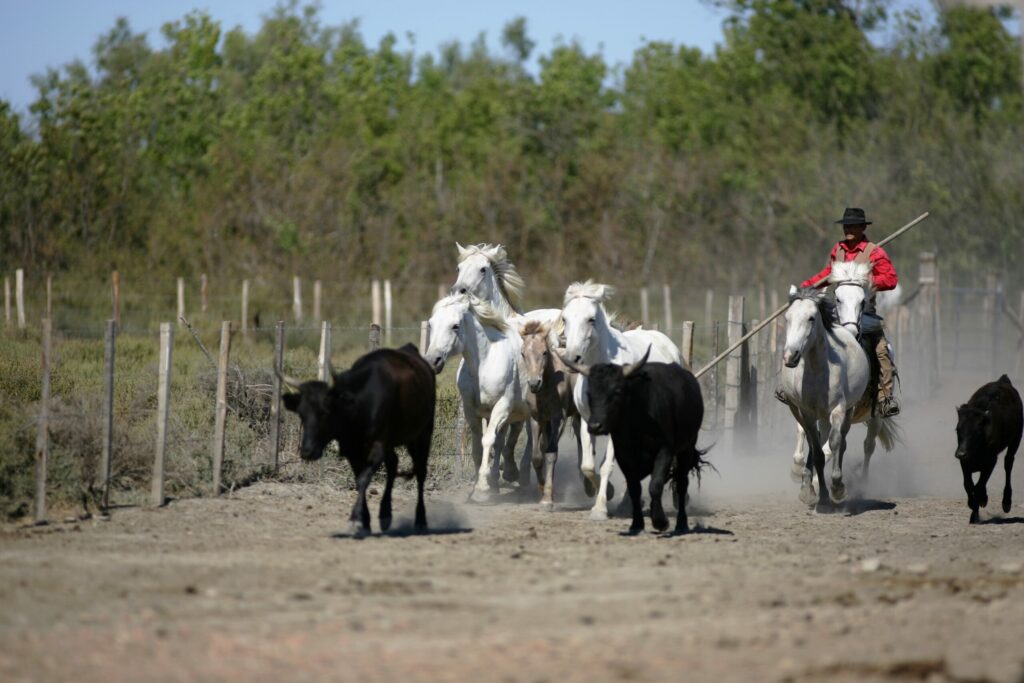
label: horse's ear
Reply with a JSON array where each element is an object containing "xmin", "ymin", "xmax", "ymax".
[
  {"xmin": 456, "ymin": 242, "xmax": 469, "ymax": 258},
  {"xmin": 788, "ymin": 284, "xmax": 798, "ymax": 299}
]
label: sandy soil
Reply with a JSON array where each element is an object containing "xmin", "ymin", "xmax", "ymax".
[{"xmin": 2, "ymin": 370, "xmax": 1024, "ymax": 683}]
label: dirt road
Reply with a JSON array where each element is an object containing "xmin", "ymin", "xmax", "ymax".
[
  {"xmin": 2, "ymin": 473, "xmax": 1023, "ymax": 683},
  {"xmin": 3, "ymin": 368, "xmax": 1024, "ymax": 683}
]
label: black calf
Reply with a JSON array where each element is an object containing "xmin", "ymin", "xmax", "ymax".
[{"xmin": 955, "ymin": 374, "xmax": 1023, "ymax": 524}]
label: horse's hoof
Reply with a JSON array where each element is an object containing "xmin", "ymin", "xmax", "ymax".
[
  {"xmin": 652, "ymin": 515, "xmax": 670, "ymax": 532},
  {"xmin": 502, "ymin": 469, "xmax": 519, "ymax": 484},
  {"xmin": 470, "ymin": 488, "xmax": 493, "ymax": 504},
  {"xmin": 969, "ymin": 511, "xmax": 980, "ymax": 524},
  {"xmin": 589, "ymin": 507, "xmax": 609, "ymax": 521},
  {"xmin": 379, "ymin": 515, "xmax": 393, "ymax": 532},
  {"xmin": 582, "ymin": 476, "xmax": 597, "ymax": 497},
  {"xmin": 627, "ymin": 525, "xmax": 644, "ymax": 536},
  {"xmin": 790, "ymin": 461, "xmax": 807, "ymax": 483},
  {"xmin": 539, "ymin": 500, "xmax": 554, "ymax": 512},
  {"xmin": 799, "ymin": 482, "xmax": 816, "ymax": 507},
  {"xmin": 348, "ymin": 521, "xmax": 369, "ymax": 538},
  {"xmin": 1003, "ymin": 496, "xmax": 1012, "ymax": 514},
  {"xmin": 830, "ymin": 483, "xmax": 847, "ymax": 504}
]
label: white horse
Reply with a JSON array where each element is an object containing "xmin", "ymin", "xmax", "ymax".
[
  {"xmin": 779, "ymin": 285, "xmax": 870, "ymax": 510},
  {"xmin": 423, "ymin": 293, "xmax": 532, "ymax": 502},
  {"xmin": 451, "ymin": 242, "xmax": 561, "ymax": 485},
  {"xmin": 560, "ymin": 281, "xmax": 683, "ymax": 520},
  {"xmin": 788, "ymin": 262, "xmax": 900, "ymax": 487}
]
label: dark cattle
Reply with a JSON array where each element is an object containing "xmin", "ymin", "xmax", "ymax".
[
  {"xmin": 955, "ymin": 374, "xmax": 1023, "ymax": 524},
  {"xmin": 281, "ymin": 344, "xmax": 436, "ymax": 535},
  {"xmin": 561, "ymin": 348, "xmax": 707, "ymax": 535}
]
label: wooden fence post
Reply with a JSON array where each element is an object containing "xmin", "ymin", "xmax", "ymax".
[
  {"xmin": 176, "ymin": 277, "xmax": 185, "ymax": 327},
  {"xmin": 46, "ymin": 274, "xmax": 52, "ymax": 319},
  {"xmin": 292, "ymin": 276, "xmax": 302, "ymax": 323},
  {"xmin": 200, "ymin": 273, "xmax": 208, "ymax": 314},
  {"xmin": 241, "ymin": 279, "xmax": 249, "ymax": 336},
  {"xmin": 313, "ymin": 280, "xmax": 322, "ymax": 323},
  {"xmin": 34, "ymin": 318, "xmax": 52, "ymax": 523},
  {"xmin": 371, "ymin": 279, "xmax": 382, "ymax": 326},
  {"xmin": 724, "ymin": 296, "xmax": 745, "ymax": 447},
  {"xmin": 681, "ymin": 321, "xmax": 694, "ymax": 369},
  {"xmin": 212, "ymin": 321, "xmax": 231, "ymax": 495},
  {"xmin": 318, "ymin": 321, "xmax": 332, "ymax": 381},
  {"xmin": 111, "ymin": 271, "xmax": 120, "ymax": 327},
  {"xmin": 704, "ymin": 289, "xmax": 714, "ymax": 333},
  {"xmin": 384, "ymin": 279, "xmax": 393, "ymax": 347},
  {"xmin": 269, "ymin": 321, "xmax": 285, "ymax": 470},
  {"xmin": 99, "ymin": 320, "xmax": 116, "ymax": 510},
  {"xmin": 437, "ymin": 283, "xmax": 446, "ymax": 302},
  {"xmin": 917, "ymin": 253, "xmax": 939, "ymax": 392},
  {"xmin": 16, "ymin": 268, "xmax": 25, "ymax": 329},
  {"xmin": 640, "ymin": 286, "xmax": 649, "ymax": 325},
  {"xmin": 420, "ymin": 320, "xmax": 429, "ymax": 353},
  {"xmin": 663, "ymin": 284, "xmax": 673, "ymax": 336},
  {"xmin": 152, "ymin": 323, "xmax": 173, "ymax": 507},
  {"xmin": 711, "ymin": 320, "xmax": 720, "ymax": 429},
  {"xmin": 369, "ymin": 323, "xmax": 381, "ymax": 351},
  {"xmin": 4, "ymin": 276, "xmax": 10, "ymax": 326}
]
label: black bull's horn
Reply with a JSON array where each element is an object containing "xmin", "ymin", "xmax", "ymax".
[{"xmin": 275, "ymin": 369, "xmax": 303, "ymax": 392}]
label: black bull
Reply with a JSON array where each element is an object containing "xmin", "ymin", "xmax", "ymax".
[
  {"xmin": 281, "ymin": 344, "xmax": 436, "ymax": 535},
  {"xmin": 562, "ymin": 349, "xmax": 709, "ymax": 534}
]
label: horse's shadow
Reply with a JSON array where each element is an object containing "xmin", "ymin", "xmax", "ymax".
[
  {"xmin": 331, "ymin": 525, "xmax": 473, "ymax": 540},
  {"xmin": 616, "ymin": 523, "xmax": 735, "ymax": 538},
  {"xmin": 842, "ymin": 498, "xmax": 897, "ymax": 516},
  {"xmin": 977, "ymin": 516, "xmax": 1024, "ymax": 525}
]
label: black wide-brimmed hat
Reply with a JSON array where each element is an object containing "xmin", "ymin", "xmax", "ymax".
[{"xmin": 835, "ymin": 207, "xmax": 872, "ymax": 225}]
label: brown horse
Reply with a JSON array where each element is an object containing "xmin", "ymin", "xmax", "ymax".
[{"xmin": 519, "ymin": 320, "xmax": 582, "ymax": 509}]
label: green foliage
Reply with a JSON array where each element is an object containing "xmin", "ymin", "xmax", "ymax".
[{"xmin": 0, "ymin": 2, "xmax": 1022, "ymax": 292}]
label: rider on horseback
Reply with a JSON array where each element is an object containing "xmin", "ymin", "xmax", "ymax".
[{"xmin": 801, "ymin": 207, "xmax": 900, "ymax": 418}]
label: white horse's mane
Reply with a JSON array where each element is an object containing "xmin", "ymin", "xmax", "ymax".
[
  {"xmin": 456, "ymin": 243, "xmax": 526, "ymax": 313},
  {"xmin": 828, "ymin": 261, "xmax": 874, "ymax": 292},
  {"xmin": 432, "ymin": 293, "xmax": 509, "ymax": 332},
  {"xmin": 563, "ymin": 280, "xmax": 616, "ymax": 305}
]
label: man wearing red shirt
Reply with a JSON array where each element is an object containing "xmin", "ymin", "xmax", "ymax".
[{"xmin": 801, "ymin": 207, "xmax": 900, "ymax": 417}]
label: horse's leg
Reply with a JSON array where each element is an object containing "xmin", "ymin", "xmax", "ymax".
[
  {"xmin": 862, "ymin": 417, "xmax": 880, "ymax": 481},
  {"xmin": 491, "ymin": 425, "xmax": 508, "ymax": 491},
  {"xmin": 579, "ymin": 425, "xmax": 599, "ymax": 497},
  {"xmin": 518, "ymin": 419, "xmax": 534, "ymax": 490},
  {"xmin": 791, "ymin": 423, "xmax": 808, "ymax": 483},
  {"xmin": 590, "ymin": 439, "xmax": 617, "ymax": 521},
  {"xmin": 790, "ymin": 407, "xmax": 817, "ymax": 506},
  {"xmin": 541, "ymin": 415, "xmax": 560, "ymax": 510},
  {"xmin": 462, "ymin": 398, "xmax": 483, "ymax": 471},
  {"xmin": 472, "ymin": 402, "xmax": 510, "ymax": 503},
  {"xmin": 828, "ymin": 407, "xmax": 852, "ymax": 504},
  {"xmin": 531, "ymin": 417, "xmax": 545, "ymax": 493},
  {"xmin": 805, "ymin": 416, "xmax": 834, "ymax": 513},
  {"xmin": 502, "ymin": 420, "xmax": 523, "ymax": 483},
  {"xmin": 1002, "ymin": 431, "xmax": 1020, "ymax": 514}
]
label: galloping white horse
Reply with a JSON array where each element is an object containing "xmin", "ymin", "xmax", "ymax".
[
  {"xmin": 424, "ymin": 293, "xmax": 532, "ymax": 502},
  {"xmin": 560, "ymin": 281, "xmax": 683, "ymax": 520},
  {"xmin": 779, "ymin": 285, "xmax": 869, "ymax": 510},
  {"xmin": 788, "ymin": 262, "xmax": 900, "ymax": 487},
  {"xmin": 451, "ymin": 242, "xmax": 561, "ymax": 485}
]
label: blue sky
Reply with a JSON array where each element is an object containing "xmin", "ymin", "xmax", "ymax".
[{"xmin": 0, "ymin": 0, "xmax": 955, "ymax": 114}]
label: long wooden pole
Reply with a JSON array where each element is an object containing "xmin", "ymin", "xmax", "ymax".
[
  {"xmin": 694, "ymin": 211, "xmax": 930, "ymax": 379},
  {"xmin": 212, "ymin": 321, "xmax": 231, "ymax": 494},
  {"xmin": 152, "ymin": 323, "xmax": 173, "ymax": 507},
  {"xmin": 34, "ymin": 319, "xmax": 51, "ymax": 523},
  {"xmin": 99, "ymin": 319, "xmax": 116, "ymax": 510}
]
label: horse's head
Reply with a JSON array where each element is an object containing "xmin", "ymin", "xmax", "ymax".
[
  {"xmin": 425, "ymin": 294, "xmax": 470, "ymax": 373},
  {"xmin": 452, "ymin": 243, "xmax": 497, "ymax": 300},
  {"xmin": 783, "ymin": 285, "xmax": 826, "ymax": 368},
  {"xmin": 519, "ymin": 320, "xmax": 552, "ymax": 393},
  {"xmin": 829, "ymin": 261, "xmax": 873, "ymax": 339},
  {"xmin": 561, "ymin": 281, "xmax": 615, "ymax": 365}
]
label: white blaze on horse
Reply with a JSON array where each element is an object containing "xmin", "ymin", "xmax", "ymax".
[
  {"xmin": 559, "ymin": 280, "xmax": 683, "ymax": 520},
  {"xmin": 423, "ymin": 293, "xmax": 532, "ymax": 502},
  {"xmin": 787, "ymin": 261, "xmax": 900, "ymax": 492},
  {"xmin": 779, "ymin": 283, "xmax": 870, "ymax": 510}
]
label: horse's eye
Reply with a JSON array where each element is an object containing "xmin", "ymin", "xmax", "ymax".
[
  {"xmin": 808, "ymin": 316, "xmax": 814, "ymax": 322},
  {"xmin": 479, "ymin": 267, "xmax": 486, "ymax": 274},
  {"xmin": 543, "ymin": 351, "xmax": 549, "ymax": 357},
  {"xmin": 452, "ymin": 324, "xmax": 459, "ymax": 331},
  {"xmin": 588, "ymin": 317, "xmax": 596, "ymax": 324}
]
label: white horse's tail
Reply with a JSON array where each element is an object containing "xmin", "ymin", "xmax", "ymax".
[{"xmin": 876, "ymin": 416, "xmax": 902, "ymax": 452}]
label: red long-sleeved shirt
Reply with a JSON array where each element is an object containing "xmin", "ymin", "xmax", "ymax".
[{"xmin": 801, "ymin": 236, "xmax": 898, "ymax": 291}]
